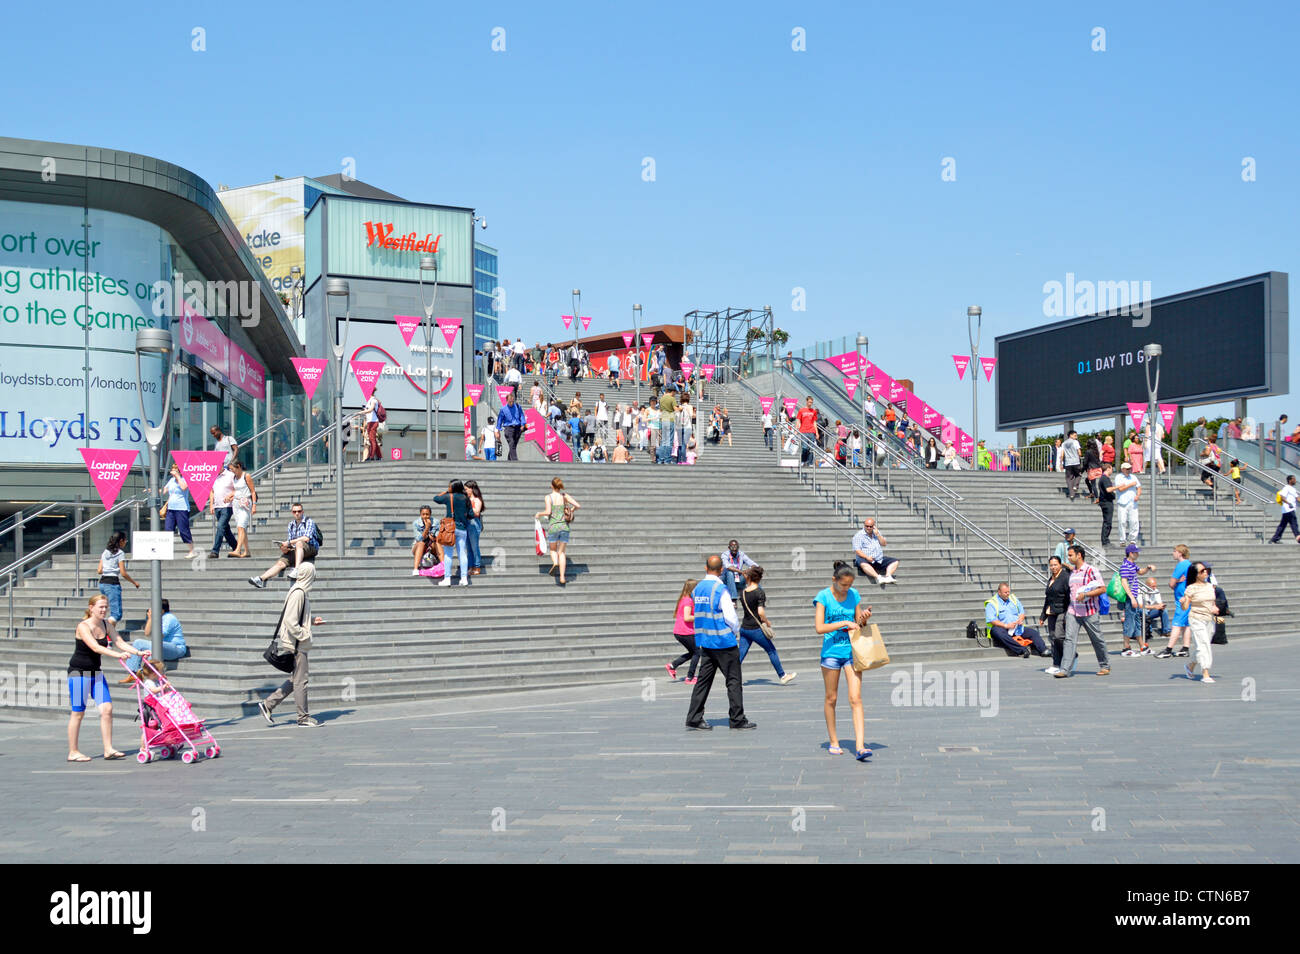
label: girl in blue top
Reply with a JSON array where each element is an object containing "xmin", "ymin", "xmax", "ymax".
[{"xmin": 814, "ymin": 562, "xmax": 874, "ymax": 761}]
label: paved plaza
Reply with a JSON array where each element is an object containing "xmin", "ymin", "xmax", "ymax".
[{"xmin": 1, "ymin": 635, "xmax": 1297, "ymax": 863}]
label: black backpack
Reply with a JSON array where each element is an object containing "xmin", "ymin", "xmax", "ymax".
[
  {"xmin": 311, "ymin": 524, "xmax": 324, "ymax": 549},
  {"xmin": 1212, "ymin": 584, "xmax": 1229, "ymax": 644}
]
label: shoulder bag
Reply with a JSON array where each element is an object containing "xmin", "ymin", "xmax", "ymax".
[
  {"xmin": 562, "ymin": 495, "xmax": 577, "ymax": 524},
  {"xmin": 263, "ymin": 598, "xmax": 304, "ymax": 674},
  {"xmin": 437, "ymin": 516, "xmax": 456, "ymax": 546},
  {"xmin": 742, "ymin": 588, "xmax": 774, "ymax": 639}
]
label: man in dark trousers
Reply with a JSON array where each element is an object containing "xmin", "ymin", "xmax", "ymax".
[
  {"xmin": 1096, "ymin": 461, "xmax": 1116, "ymax": 548},
  {"xmin": 497, "ymin": 390, "xmax": 526, "ymax": 460},
  {"xmin": 685, "ymin": 555, "xmax": 757, "ymax": 730}
]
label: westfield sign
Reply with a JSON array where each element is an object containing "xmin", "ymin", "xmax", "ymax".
[{"xmin": 364, "ymin": 221, "xmax": 442, "ymax": 253}]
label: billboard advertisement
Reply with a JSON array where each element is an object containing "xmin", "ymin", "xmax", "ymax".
[
  {"xmin": 217, "ymin": 180, "xmax": 306, "ymax": 296},
  {"xmin": 0, "ymin": 200, "xmax": 165, "ymax": 463},
  {"xmin": 336, "ymin": 316, "xmax": 462, "ymax": 414},
  {"xmin": 995, "ymin": 273, "xmax": 1288, "ymax": 430},
  {"xmin": 324, "ymin": 197, "xmax": 472, "ymax": 287}
]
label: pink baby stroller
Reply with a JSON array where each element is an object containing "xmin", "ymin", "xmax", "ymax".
[{"xmin": 121, "ymin": 656, "xmax": 221, "ymax": 764}]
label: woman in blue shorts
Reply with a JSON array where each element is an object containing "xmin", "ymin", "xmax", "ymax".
[
  {"xmin": 67, "ymin": 593, "xmax": 146, "ymax": 761},
  {"xmin": 814, "ymin": 562, "xmax": 874, "ymax": 761}
]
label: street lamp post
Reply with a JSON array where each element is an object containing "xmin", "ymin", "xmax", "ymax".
[
  {"xmin": 291, "ymin": 264, "xmax": 307, "ymax": 481},
  {"xmin": 134, "ymin": 327, "xmax": 176, "ymax": 662},
  {"xmin": 328, "ymin": 279, "xmax": 351, "ymax": 558},
  {"xmin": 418, "ymin": 254, "xmax": 441, "ymax": 461},
  {"xmin": 1144, "ymin": 342, "xmax": 1162, "ymax": 546},
  {"xmin": 571, "ymin": 290, "xmax": 581, "ymax": 375},
  {"xmin": 856, "ymin": 333, "xmax": 868, "ymax": 464},
  {"xmin": 967, "ymin": 306, "xmax": 982, "ymax": 468},
  {"xmin": 633, "ymin": 304, "xmax": 642, "ymax": 409}
]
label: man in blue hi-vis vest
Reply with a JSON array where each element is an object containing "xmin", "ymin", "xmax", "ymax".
[{"xmin": 685, "ymin": 555, "xmax": 757, "ymax": 730}]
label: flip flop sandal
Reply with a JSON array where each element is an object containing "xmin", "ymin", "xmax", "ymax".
[
  {"xmin": 104, "ymin": 751, "xmax": 126, "ymax": 760},
  {"xmin": 66, "ymin": 754, "xmax": 92, "ymax": 762},
  {"xmin": 855, "ymin": 748, "xmax": 873, "ymax": 762},
  {"xmin": 828, "ymin": 746, "xmax": 843, "ymax": 755}
]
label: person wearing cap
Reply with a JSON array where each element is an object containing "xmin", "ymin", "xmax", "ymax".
[
  {"xmin": 720, "ymin": 540, "xmax": 756, "ymax": 600},
  {"xmin": 1052, "ymin": 528, "xmax": 1077, "ymax": 564},
  {"xmin": 1118, "ymin": 545, "xmax": 1158, "ymax": 656},
  {"xmin": 1112, "ymin": 461, "xmax": 1143, "ymax": 545}
]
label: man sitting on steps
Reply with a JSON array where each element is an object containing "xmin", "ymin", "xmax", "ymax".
[
  {"xmin": 985, "ymin": 583, "xmax": 1049, "ymax": 657},
  {"xmin": 851, "ymin": 518, "xmax": 899, "ymax": 585},
  {"xmin": 250, "ymin": 504, "xmax": 319, "ymax": 588}
]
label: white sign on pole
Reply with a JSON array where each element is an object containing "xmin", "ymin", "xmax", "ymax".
[{"xmin": 132, "ymin": 531, "xmax": 175, "ymax": 561}]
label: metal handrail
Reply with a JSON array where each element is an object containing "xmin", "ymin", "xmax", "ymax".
[
  {"xmin": 1156, "ymin": 437, "xmax": 1287, "ymax": 506},
  {"xmin": 791, "ymin": 357, "xmax": 932, "ymax": 465},
  {"xmin": 924, "ymin": 494, "xmax": 1046, "ymax": 589},
  {"xmin": 1005, "ymin": 496, "xmax": 1157, "ymax": 603},
  {"xmin": 235, "ymin": 416, "xmax": 292, "ymax": 454},
  {"xmin": 0, "ymin": 501, "xmax": 62, "ymax": 541}
]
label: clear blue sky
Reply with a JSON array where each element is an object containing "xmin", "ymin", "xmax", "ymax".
[{"xmin": 4, "ymin": 0, "xmax": 1297, "ymax": 440}]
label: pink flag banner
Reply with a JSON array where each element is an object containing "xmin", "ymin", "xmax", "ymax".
[
  {"xmin": 681, "ymin": 361, "xmax": 694, "ymax": 377},
  {"xmin": 845, "ymin": 379, "xmax": 858, "ymax": 401},
  {"xmin": 905, "ymin": 393, "xmax": 926, "ymax": 423},
  {"xmin": 349, "ymin": 360, "xmax": 385, "ymax": 402},
  {"xmin": 957, "ymin": 431, "xmax": 974, "ymax": 457},
  {"xmin": 641, "ymin": 333, "xmax": 654, "ymax": 347},
  {"xmin": 622, "ymin": 332, "xmax": 634, "ymax": 349},
  {"xmin": 782, "ymin": 397, "xmax": 799, "ymax": 418},
  {"xmin": 79, "ymin": 448, "xmax": 138, "ymax": 511},
  {"xmin": 940, "ymin": 418, "xmax": 957, "ymax": 444},
  {"xmin": 580, "ymin": 316, "xmax": 592, "ymax": 331},
  {"xmin": 953, "ymin": 355, "xmax": 970, "ymax": 380},
  {"xmin": 561, "ymin": 315, "xmax": 574, "ymax": 331},
  {"xmin": 869, "ymin": 377, "xmax": 887, "ymax": 397},
  {"xmin": 496, "ymin": 385, "xmax": 515, "ymax": 403},
  {"xmin": 177, "ymin": 299, "xmax": 229, "ymax": 379},
  {"xmin": 466, "ymin": 384, "xmax": 485, "ymax": 405},
  {"xmin": 921, "ymin": 403, "xmax": 941, "ymax": 429},
  {"xmin": 170, "ymin": 450, "xmax": 228, "ymax": 511},
  {"xmin": 436, "ymin": 318, "xmax": 461, "ymax": 349},
  {"xmin": 524, "ymin": 408, "xmax": 573, "ymax": 462},
  {"xmin": 701, "ymin": 365, "xmax": 715, "ymax": 381},
  {"xmin": 290, "ymin": 358, "xmax": 329, "ymax": 400},
  {"xmin": 979, "ymin": 356, "xmax": 998, "ymax": 382},
  {"xmin": 1159, "ymin": 404, "xmax": 1178, "ymax": 433},
  {"xmin": 759, "ymin": 396, "xmax": 775, "ymax": 415},
  {"xmin": 888, "ymin": 380, "xmax": 905, "ymax": 402},
  {"xmin": 826, "ymin": 351, "xmax": 861, "ymax": 378},
  {"xmin": 1127, "ymin": 402, "xmax": 1148, "ymax": 433},
  {"xmin": 394, "ymin": 315, "xmax": 421, "ymax": 348}
]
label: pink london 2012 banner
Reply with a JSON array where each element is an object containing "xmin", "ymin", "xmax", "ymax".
[
  {"xmin": 1127, "ymin": 402, "xmax": 1148, "ymax": 433},
  {"xmin": 290, "ymin": 358, "xmax": 329, "ymax": 401},
  {"xmin": 622, "ymin": 333, "xmax": 634, "ymax": 349},
  {"xmin": 979, "ymin": 357, "xmax": 997, "ymax": 382},
  {"xmin": 78, "ymin": 448, "xmax": 138, "ymax": 511},
  {"xmin": 1159, "ymin": 404, "xmax": 1178, "ymax": 432},
  {"xmin": 845, "ymin": 380, "xmax": 858, "ymax": 401},
  {"xmin": 952, "ymin": 355, "xmax": 970, "ymax": 380},
  {"xmin": 349, "ymin": 360, "xmax": 385, "ymax": 402},
  {"xmin": 759, "ymin": 397, "xmax": 775, "ymax": 415},
  {"xmin": 465, "ymin": 384, "xmax": 485, "ymax": 405},
  {"xmin": 580, "ymin": 316, "xmax": 592, "ymax": 331},
  {"xmin": 782, "ymin": 397, "xmax": 799, "ymax": 418},
  {"xmin": 561, "ymin": 315, "xmax": 574, "ymax": 331},
  {"xmin": 641, "ymin": 333, "xmax": 654, "ymax": 347},
  {"xmin": 681, "ymin": 361, "xmax": 695, "ymax": 377},
  {"xmin": 496, "ymin": 385, "xmax": 515, "ymax": 403},
  {"xmin": 394, "ymin": 315, "xmax": 421, "ymax": 348},
  {"xmin": 701, "ymin": 365, "xmax": 715, "ymax": 381},
  {"xmin": 436, "ymin": 318, "xmax": 461, "ymax": 349},
  {"xmin": 169, "ymin": 450, "xmax": 228, "ymax": 511}
]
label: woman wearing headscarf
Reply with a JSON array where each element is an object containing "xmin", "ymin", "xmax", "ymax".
[{"xmin": 257, "ymin": 563, "xmax": 325, "ymax": 727}]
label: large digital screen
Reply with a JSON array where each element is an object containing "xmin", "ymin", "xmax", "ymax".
[
  {"xmin": 335, "ymin": 316, "xmax": 462, "ymax": 415},
  {"xmin": 996, "ymin": 273, "xmax": 1288, "ymax": 429}
]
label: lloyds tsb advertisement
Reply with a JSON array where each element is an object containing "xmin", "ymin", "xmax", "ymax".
[{"xmin": 0, "ymin": 200, "xmax": 165, "ymax": 464}]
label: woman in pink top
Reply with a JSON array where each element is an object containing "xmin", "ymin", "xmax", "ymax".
[{"xmin": 665, "ymin": 578, "xmax": 701, "ymax": 684}]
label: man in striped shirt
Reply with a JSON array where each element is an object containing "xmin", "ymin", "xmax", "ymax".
[{"xmin": 1057, "ymin": 543, "xmax": 1110, "ymax": 678}]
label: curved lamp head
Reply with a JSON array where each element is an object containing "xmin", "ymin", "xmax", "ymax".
[
  {"xmin": 135, "ymin": 328, "xmax": 175, "ymax": 447},
  {"xmin": 327, "ymin": 279, "xmax": 350, "ymax": 360}
]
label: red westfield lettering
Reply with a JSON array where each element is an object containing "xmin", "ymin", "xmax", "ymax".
[{"xmin": 363, "ymin": 222, "xmax": 442, "ymax": 254}]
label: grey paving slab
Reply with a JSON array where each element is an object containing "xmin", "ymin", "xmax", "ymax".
[{"xmin": 0, "ymin": 634, "xmax": 1296, "ymax": 863}]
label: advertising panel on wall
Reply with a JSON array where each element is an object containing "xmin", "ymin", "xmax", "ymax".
[
  {"xmin": 995, "ymin": 273, "xmax": 1289, "ymax": 430},
  {"xmin": 217, "ymin": 179, "xmax": 307, "ymax": 295},
  {"xmin": 336, "ymin": 316, "xmax": 461, "ymax": 414},
  {"xmin": 324, "ymin": 198, "xmax": 472, "ymax": 286},
  {"xmin": 0, "ymin": 200, "xmax": 165, "ymax": 463}
]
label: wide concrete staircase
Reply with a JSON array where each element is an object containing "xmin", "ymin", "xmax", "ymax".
[{"xmin": 3, "ymin": 387, "xmax": 1292, "ymax": 721}]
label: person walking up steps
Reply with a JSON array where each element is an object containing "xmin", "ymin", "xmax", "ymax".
[
  {"xmin": 535, "ymin": 477, "xmax": 579, "ymax": 585},
  {"xmin": 684, "ymin": 555, "xmax": 756, "ymax": 731}
]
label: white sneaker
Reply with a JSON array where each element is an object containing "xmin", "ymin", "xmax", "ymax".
[
  {"xmin": 1201, "ymin": 675, "xmax": 1216, "ymax": 683},
  {"xmin": 779, "ymin": 672, "xmax": 797, "ymax": 685},
  {"xmin": 1044, "ymin": 666, "xmax": 1061, "ymax": 675},
  {"xmin": 438, "ymin": 578, "xmax": 452, "ymax": 587},
  {"xmin": 881, "ymin": 575, "xmax": 896, "ymax": 585},
  {"xmin": 459, "ymin": 579, "xmax": 470, "ymax": 587},
  {"xmin": 411, "ymin": 569, "xmax": 420, "ymax": 576}
]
